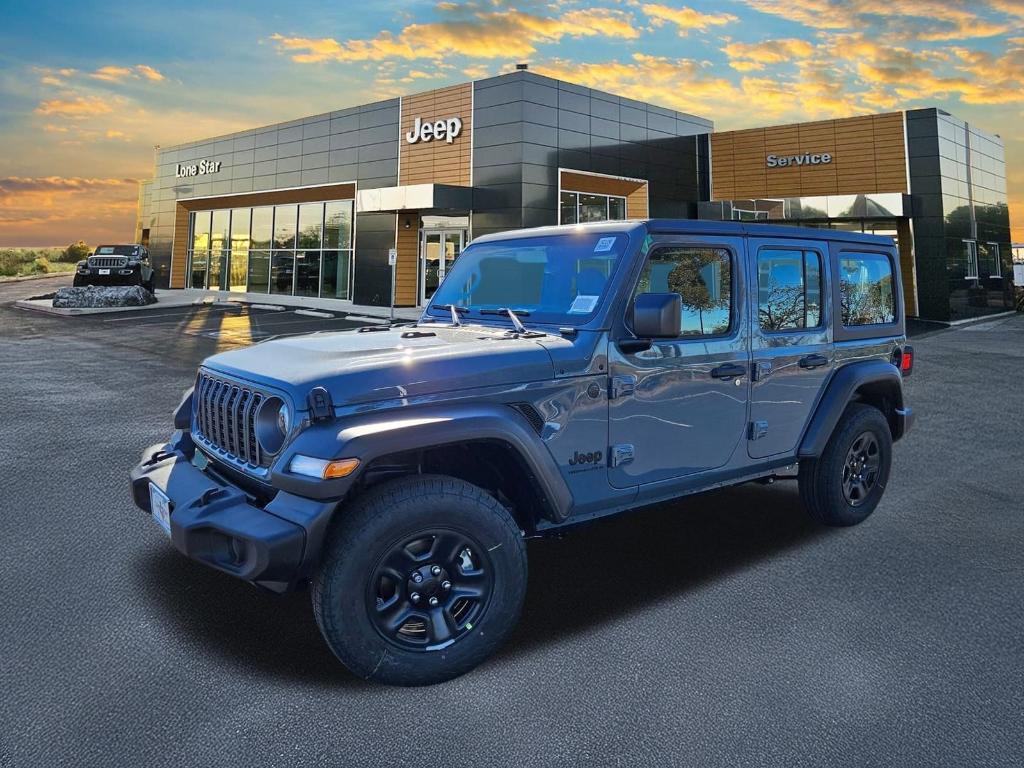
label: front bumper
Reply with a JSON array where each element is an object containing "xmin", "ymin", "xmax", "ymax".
[
  {"xmin": 130, "ymin": 435, "xmax": 338, "ymax": 592},
  {"xmin": 77, "ymin": 269, "xmax": 141, "ymax": 286}
]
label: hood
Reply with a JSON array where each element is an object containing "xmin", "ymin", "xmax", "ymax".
[{"xmin": 202, "ymin": 324, "xmax": 557, "ymax": 410}]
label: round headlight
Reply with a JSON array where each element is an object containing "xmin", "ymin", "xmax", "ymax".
[
  {"xmin": 255, "ymin": 397, "xmax": 290, "ymax": 455},
  {"xmin": 277, "ymin": 402, "xmax": 291, "ymax": 434}
]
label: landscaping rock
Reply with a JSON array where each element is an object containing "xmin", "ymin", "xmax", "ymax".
[{"xmin": 52, "ymin": 285, "xmax": 157, "ymax": 309}]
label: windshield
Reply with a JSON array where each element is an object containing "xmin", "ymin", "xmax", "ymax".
[
  {"xmin": 426, "ymin": 231, "xmax": 629, "ymax": 326},
  {"xmin": 95, "ymin": 245, "xmax": 138, "ymax": 256}
]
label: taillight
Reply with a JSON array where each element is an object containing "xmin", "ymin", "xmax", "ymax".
[{"xmin": 894, "ymin": 345, "xmax": 914, "ymax": 376}]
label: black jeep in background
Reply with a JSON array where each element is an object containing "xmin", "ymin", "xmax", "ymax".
[{"xmin": 74, "ymin": 244, "xmax": 155, "ymax": 292}]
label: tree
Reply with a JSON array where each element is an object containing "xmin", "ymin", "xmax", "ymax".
[{"xmin": 64, "ymin": 240, "xmax": 90, "ymax": 261}]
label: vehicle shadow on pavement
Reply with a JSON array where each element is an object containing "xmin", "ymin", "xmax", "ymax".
[
  {"xmin": 503, "ymin": 481, "xmax": 830, "ymax": 659},
  {"xmin": 136, "ymin": 481, "xmax": 827, "ymax": 685},
  {"xmin": 136, "ymin": 549, "xmax": 363, "ymax": 686}
]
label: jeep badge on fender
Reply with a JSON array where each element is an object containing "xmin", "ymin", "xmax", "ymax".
[{"xmin": 131, "ymin": 219, "xmax": 914, "ymax": 686}]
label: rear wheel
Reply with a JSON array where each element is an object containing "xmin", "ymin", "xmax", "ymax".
[
  {"xmin": 312, "ymin": 475, "xmax": 527, "ymax": 686},
  {"xmin": 799, "ymin": 403, "xmax": 892, "ymax": 526}
]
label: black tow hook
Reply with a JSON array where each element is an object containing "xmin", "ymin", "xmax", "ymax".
[
  {"xmin": 197, "ymin": 488, "xmax": 230, "ymax": 507},
  {"xmin": 145, "ymin": 450, "xmax": 175, "ymax": 467}
]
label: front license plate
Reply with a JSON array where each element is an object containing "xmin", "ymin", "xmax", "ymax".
[
  {"xmin": 150, "ymin": 485, "xmax": 172, "ymax": 536},
  {"xmin": 98, "ymin": 268, "xmax": 110, "ymax": 275}
]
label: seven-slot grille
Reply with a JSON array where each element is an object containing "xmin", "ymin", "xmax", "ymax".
[
  {"xmin": 88, "ymin": 256, "xmax": 128, "ymax": 269},
  {"xmin": 193, "ymin": 372, "xmax": 267, "ymax": 468}
]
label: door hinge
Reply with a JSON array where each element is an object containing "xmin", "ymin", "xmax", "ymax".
[
  {"xmin": 610, "ymin": 444, "xmax": 635, "ymax": 467},
  {"xmin": 749, "ymin": 420, "xmax": 769, "ymax": 441},
  {"xmin": 609, "ymin": 374, "xmax": 636, "ymax": 399}
]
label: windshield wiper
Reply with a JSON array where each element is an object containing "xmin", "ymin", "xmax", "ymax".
[
  {"xmin": 431, "ymin": 304, "xmax": 470, "ymax": 327},
  {"xmin": 480, "ymin": 307, "xmax": 529, "ymax": 334}
]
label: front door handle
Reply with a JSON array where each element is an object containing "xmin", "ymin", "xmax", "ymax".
[
  {"xmin": 799, "ymin": 354, "xmax": 829, "ymax": 370},
  {"xmin": 710, "ymin": 362, "xmax": 747, "ymax": 380}
]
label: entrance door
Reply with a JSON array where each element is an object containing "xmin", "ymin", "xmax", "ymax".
[{"xmin": 420, "ymin": 230, "xmax": 464, "ymax": 306}]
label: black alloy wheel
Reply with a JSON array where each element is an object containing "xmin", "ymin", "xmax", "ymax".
[
  {"xmin": 368, "ymin": 529, "xmax": 493, "ymax": 651},
  {"xmin": 841, "ymin": 432, "xmax": 881, "ymax": 506}
]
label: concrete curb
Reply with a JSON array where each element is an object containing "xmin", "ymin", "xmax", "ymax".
[{"xmin": 0, "ymin": 271, "xmax": 75, "ymax": 284}]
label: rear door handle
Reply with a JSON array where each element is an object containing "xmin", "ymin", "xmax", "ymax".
[
  {"xmin": 710, "ymin": 362, "xmax": 747, "ymax": 380},
  {"xmin": 799, "ymin": 354, "xmax": 829, "ymax": 370}
]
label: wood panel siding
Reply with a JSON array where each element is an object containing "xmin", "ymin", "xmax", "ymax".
[
  {"xmin": 399, "ymin": 84, "xmax": 472, "ymax": 187},
  {"xmin": 168, "ymin": 182, "xmax": 357, "ymax": 290},
  {"xmin": 711, "ymin": 112, "xmax": 908, "ymax": 200},
  {"xmin": 394, "ymin": 214, "xmax": 420, "ymax": 306},
  {"xmin": 560, "ymin": 170, "xmax": 649, "ymax": 218}
]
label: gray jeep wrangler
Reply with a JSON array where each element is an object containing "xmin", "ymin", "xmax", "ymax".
[{"xmin": 131, "ymin": 220, "xmax": 914, "ymax": 686}]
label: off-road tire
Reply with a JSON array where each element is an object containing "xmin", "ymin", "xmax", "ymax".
[
  {"xmin": 312, "ymin": 474, "xmax": 527, "ymax": 686},
  {"xmin": 799, "ymin": 403, "xmax": 892, "ymax": 527}
]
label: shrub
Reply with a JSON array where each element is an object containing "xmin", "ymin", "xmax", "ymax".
[{"xmin": 64, "ymin": 240, "xmax": 90, "ymax": 261}]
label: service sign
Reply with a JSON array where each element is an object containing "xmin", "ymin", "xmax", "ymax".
[
  {"xmin": 175, "ymin": 160, "xmax": 223, "ymax": 178},
  {"xmin": 406, "ymin": 116, "xmax": 463, "ymax": 145},
  {"xmin": 766, "ymin": 152, "xmax": 832, "ymax": 168}
]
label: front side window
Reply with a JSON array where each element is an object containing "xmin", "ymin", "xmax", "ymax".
[
  {"xmin": 757, "ymin": 249, "xmax": 823, "ymax": 331},
  {"xmin": 840, "ymin": 253, "xmax": 896, "ymax": 326},
  {"xmin": 635, "ymin": 246, "xmax": 732, "ymax": 337},
  {"xmin": 427, "ymin": 231, "xmax": 628, "ymax": 325}
]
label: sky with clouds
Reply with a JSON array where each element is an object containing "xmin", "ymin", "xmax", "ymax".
[{"xmin": 0, "ymin": 0, "xmax": 1021, "ymax": 246}]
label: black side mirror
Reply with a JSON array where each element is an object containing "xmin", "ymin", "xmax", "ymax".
[{"xmin": 633, "ymin": 293, "xmax": 681, "ymax": 338}]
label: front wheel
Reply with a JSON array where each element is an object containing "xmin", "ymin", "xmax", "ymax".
[
  {"xmin": 312, "ymin": 475, "xmax": 527, "ymax": 686},
  {"xmin": 798, "ymin": 403, "xmax": 893, "ymax": 526}
]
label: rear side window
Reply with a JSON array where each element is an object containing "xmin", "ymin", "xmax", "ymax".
[
  {"xmin": 840, "ymin": 253, "xmax": 896, "ymax": 325},
  {"xmin": 757, "ymin": 248, "xmax": 823, "ymax": 331},
  {"xmin": 635, "ymin": 246, "xmax": 733, "ymax": 337}
]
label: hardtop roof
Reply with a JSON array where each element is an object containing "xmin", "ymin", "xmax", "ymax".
[{"xmin": 472, "ymin": 219, "xmax": 896, "ymax": 247}]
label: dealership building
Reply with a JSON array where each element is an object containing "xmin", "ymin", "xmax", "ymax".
[{"xmin": 136, "ymin": 69, "xmax": 1014, "ymax": 322}]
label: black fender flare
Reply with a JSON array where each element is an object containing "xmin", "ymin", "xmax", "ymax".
[
  {"xmin": 798, "ymin": 360, "xmax": 905, "ymax": 458},
  {"xmin": 270, "ymin": 403, "xmax": 574, "ymax": 522}
]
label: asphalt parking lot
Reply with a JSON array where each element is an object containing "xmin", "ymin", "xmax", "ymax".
[{"xmin": 1, "ymin": 276, "xmax": 1022, "ymax": 768}]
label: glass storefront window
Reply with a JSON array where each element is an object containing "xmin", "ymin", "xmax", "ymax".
[
  {"xmin": 320, "ymin": 251, "xmax": 350, "ymax": 299},
  {"xmin": 295, "ymin": 250, "xmax": 320, "ymax": 297},
  {"xmin": 186, "ymin": 199, "xmax": 353, "ymax": 299},
  {"xmin": 190, "ymin": 211, "xmax": 211, "ymax": 289},
  {"xmin": 560, "ymin": 192, "xmax": 578, "ymax": 224},
  {"xmin": 229, "ymin": 209, "xmax": 251, "ymax": 291},
  {"xmin": 209, "ymin": 210, "xmax": 230, "ymax": 290},
  {"xmin": 274, "ymin": 205, "xmax": 297, "ymax": 249},
  {"xmin": 271, "ymin": 251, "xmax": 294, "ymax": 294},
  {"xmin": 579, "ymin": 194, "xmax": 607, "ymax": 222},
  {"xmin": 251, "ymin": 207, "xmax": 273, "ymax": 249},
  {"xmin": 559, "ymin": 190, "xmax": 627, "ymax": 224},
  {"xmin": 324, "ymin": 201, "xmax": 353, "ymax": 249},
  {"xmin": 298, "ymin": 203, "xmax": 324, "ymax": 249},
  {"xmin": 248, "ymin": 251, "xmax": 270, "ymax": 293}
]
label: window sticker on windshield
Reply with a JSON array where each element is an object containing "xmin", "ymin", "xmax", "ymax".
[
  {"xmin": 98, "ymin": 247, "xmax": 114, "ymax": 254},
  {"xmin": 593, "ymin": 237, "xmax": 616, "ymax": 253},
  {"xmin": 568, "ymin": 295, "xmax": 599, "ymax": 314}
]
